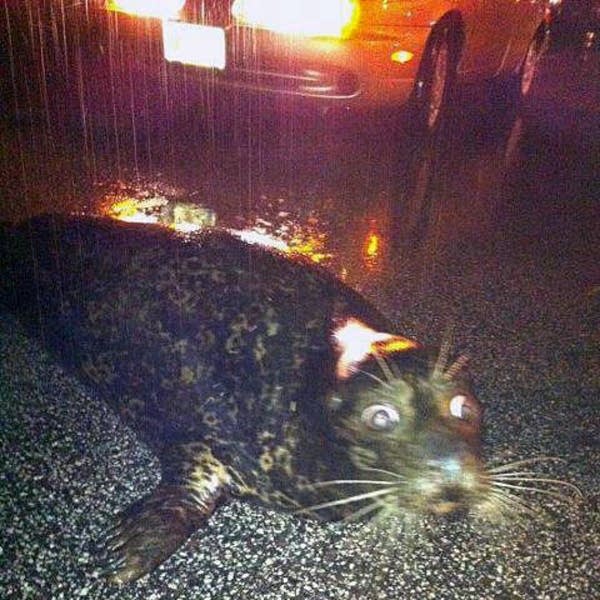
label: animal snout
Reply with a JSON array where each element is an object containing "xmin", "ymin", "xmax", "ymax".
[
  {"xmin": 421, "ymin": 430, "xmax": 479, "ymax": 468},
  {"xmin": 418, "ymin": 454, "xmax": 482, "ymax": 516},
  {"xmin": 425, "ymin": 457, "xmax": 465, "ymax": 484}
]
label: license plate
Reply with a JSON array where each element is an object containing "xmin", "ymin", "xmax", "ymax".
[{"xmin": 162, "ymin": 21, "xmax": 226, "ymax": 70}]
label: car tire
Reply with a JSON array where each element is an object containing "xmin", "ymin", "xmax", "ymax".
[
  {"xmin": 518, "ymin": 25, "xmax": 550, "ymax": 100},
  {"xmin": 412, "ymin": 26, "xmax": 458, "ymax": 136}
]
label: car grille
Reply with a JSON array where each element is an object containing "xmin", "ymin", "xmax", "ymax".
[{"xmin": 181, "ymin": 0, "xmax": 233, "ymax": 27}]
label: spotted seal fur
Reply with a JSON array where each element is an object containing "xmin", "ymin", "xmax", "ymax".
[{"xmin": 0, "ymin": 214, "xmax": 577, "ymax": 584}]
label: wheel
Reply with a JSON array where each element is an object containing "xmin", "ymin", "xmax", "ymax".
[
  {"xmin": 519, "ymin": 26, "xmax": 549, "ymax": 99},
  {"xmin": 392, "ymin": 121, "xmax": 455, "ymax": 249},
  {"xmin": 412, "ymin": 27, "xmax": 457, "ymax": 135}
]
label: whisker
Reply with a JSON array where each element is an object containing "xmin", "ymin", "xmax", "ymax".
[
  {"xmin": 295, "ymin": 487, "xmax": 395, "ymax": 515},
  {"xmin": 484, "ymin": 470, "xmax": 539, "ymax": 479},
  {"xmin": 444, "ymin": 354, "xmax": 469, "ymax": 381},
  {"xmin": 354, "ymin": 368, "xmax": 393, "ymax": 389},
  {"xmin": 492, "ymin": 488, "xmax": 539, "ymax": 514},
  {"xmin": 311, "ymin": 479, "xmax": 399, "ymax": 488},
  {"xmin": 360, "ymin": 465, "xmax": 406, "ymax": 480},
  {"xmin": 387, "ymin": 358, "xmax": 401, "ymax": 380},
  {"xmin": 371, "ymin": 500, "xmax": 396, "ymax": 525},
  {"xmin": 484, "ymin": 489, "xmax": 518, "ymax": 515},
  {"xmin": 486, "ymin": 489, "xmax": 539, "ymax": 518},
  {"xmin": 432, "ymin": 331, "xmax": 452, "ymax": 379},
  {"xmin": 490, "ymin": 481, "xmax": 578, "ymax": 503},
  {"xmin": 487, "ymin": 457, "xmax": 565, "ymax": 473},
  {"xmin": 373, "ymin": 353, "xmax": 395, "ymax": 384},
  {"xmin": 487, "ymin": 476, "xmax": 583, "ymax": 497},
  {"xmin": 343, "ymin": 499, "xmax": 385, "ymax": 523}
]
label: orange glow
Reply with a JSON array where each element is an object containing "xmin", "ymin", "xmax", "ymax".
[
  {"xmin": 334, "ymin": 318, "xmax": 394, "ymax": 378},
  {"xmin": 333, "ymin": 318, "xmax": 418, "ymax": 379},
  {"xmin": 391, "ymin": 50, "xmax": 414, "ymax": 64},
  {"xmin": 230, "ymin": 227, "xmax": 332, "ymax": 264},
  {"xmin": 365, "ymin": 232, "xmax": 380, "ymax": 259},
  {"xmin": 231, "ymin": 0, "xmax": 359, "ymax": 38},
  {"xmin": 106, "ymin": 0, "xmax": 185, "ymax": 19},
  {"xmin": 288, "ymin": 233, "xmax": 332, "ymax": 264},
  {"xmin": 373, "ymin": 337, "xmax": 419, "ymax": 355},
  {"xmin": 104, "ymin": 196, "xmax": 332, "ymax": 262},
  {"xmin": 362, "ymin": 221, "xmax": 382, "ymax": 270},
  {"xmin": 108, "ymin": 198, "xmax": 140, "ymax": 219},
  {"xmin": 104, "ymin": 197, "xmax": 217, "ymax": 233},
  {"xmin": 107, "ymin": 198, "xmax": 158, "ymax": 224}
]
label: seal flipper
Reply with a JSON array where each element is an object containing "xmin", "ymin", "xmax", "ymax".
[{"xmin": 101, "ymin": 444, "xmax": 231, "ymax": 584}]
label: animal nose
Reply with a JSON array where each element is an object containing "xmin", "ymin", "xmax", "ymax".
[
  {"xmin": 423, "ymin": 430, "xmax": 472, "ymax": 461},
  {"xmin": 425, "ymin": 457, "xmax": 464, "ymax": 484},
  {"xmin": 421, "ymin": 429, "xmax": 481, "ymax": 486}
]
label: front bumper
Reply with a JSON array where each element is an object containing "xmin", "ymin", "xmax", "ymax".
[{"xmin": 88, "ymin": 10, "xmax": 429, "ymax": 110}]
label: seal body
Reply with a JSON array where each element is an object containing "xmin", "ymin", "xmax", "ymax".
[{"xmin": 1, "ymin": 214, "xmax": 485, "ymax": 583}]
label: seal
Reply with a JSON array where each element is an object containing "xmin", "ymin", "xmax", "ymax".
[{"xmin": 1, "ymin": 213, "xmax": 566, "ymax": 584}]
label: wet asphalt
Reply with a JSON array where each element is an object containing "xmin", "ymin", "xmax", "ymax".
[{"xmin": 1, "ymin": 9, "xmax": 599, "ymax": 600}]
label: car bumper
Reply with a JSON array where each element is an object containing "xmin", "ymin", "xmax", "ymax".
[{"xmin": 86, "ymin": 11, "xmax": 429, "ymax": 110}]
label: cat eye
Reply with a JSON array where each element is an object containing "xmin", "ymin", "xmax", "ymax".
[
  {"xmin": 361, "ymin": 404, "xmax": 400, "ymax": 432},
  {"xmin": 449, "ymin": 394, "xmax": 478, "ymax": 422}
]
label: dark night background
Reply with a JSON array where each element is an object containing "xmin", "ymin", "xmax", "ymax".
[{"xmin": 0, "ymin": 2, "xmax": 598, "ymax": 598}]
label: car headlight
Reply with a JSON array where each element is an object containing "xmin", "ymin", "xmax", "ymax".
[
  {"xmin": 106, "ymin": 0, "xmax": 186, "ymax": 20},
  {"xmin": 231, "ymin": 0, "xmax": 359, "ymax": 38}
]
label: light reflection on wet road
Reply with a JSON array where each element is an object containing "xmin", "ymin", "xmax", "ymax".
[
  {"xmin": 1, "ymin": 21, "xmax": 598, "ymax": 294},
  {"xmin": 4, "ymin": 86, "xmax": 597, "ymax": 296}
]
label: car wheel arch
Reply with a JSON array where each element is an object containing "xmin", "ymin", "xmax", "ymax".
[
  {"xmin": 428, "ymin": 11, "xmax": 465, "ymax": 69},
  {"xmin": 408, "ymin": 12, "xmax": 464, "ymax": 131},
  {"xmin": 517, "ymin": 21, "xmax": 550, "ymax": 99}
]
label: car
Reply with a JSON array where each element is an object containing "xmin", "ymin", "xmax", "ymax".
[
  {"xmin": 80, "ymin": 1, "xmax": 551, "ymax": 132},
  {"xmin": 548, "ymin": 0, "xmax": 599, "ymax": 48}
]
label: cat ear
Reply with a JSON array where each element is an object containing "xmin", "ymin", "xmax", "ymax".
[{"xmin": 332, "ymin": 318, "xmax": 419, "ymax": 379}]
